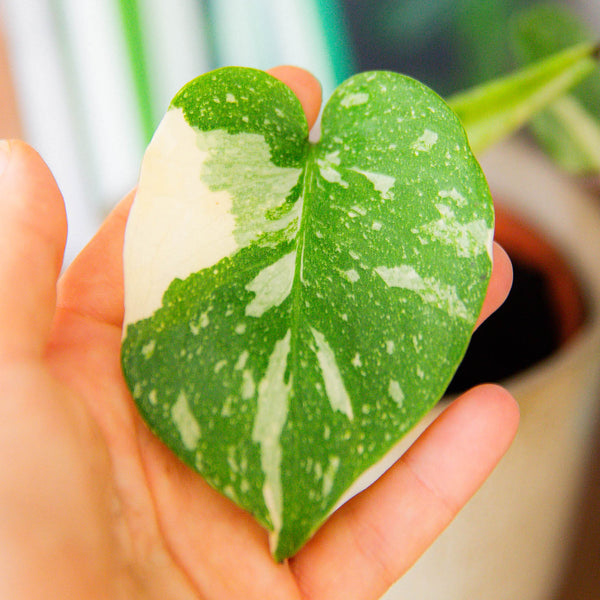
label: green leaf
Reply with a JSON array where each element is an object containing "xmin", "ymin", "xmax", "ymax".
[
  {"xmin": 510, "ymin": 3, "xmax": 600, "ymax": 173},
  {"xmin": 121, "ymin": 67, "xmax": 493, "ymax": 560},
  {"xmin": 448, "ymin": 41, "xmax": 599, "ymax": 155}
]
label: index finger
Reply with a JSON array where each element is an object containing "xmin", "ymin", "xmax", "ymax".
[{"xmin": 475, "ymin": 242, "xmax": 512, "ymax": 330}]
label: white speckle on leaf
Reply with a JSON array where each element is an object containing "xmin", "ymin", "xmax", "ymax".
[
  {"xmin": 411, "ymin": 129, "xmax": 438, "ymax": 153},
  {"xmin": 317, "ymin": 152, "xmax": 348, "ymax": 188},
  {"xmin": 311, "ymin": 328, "xmax": 354, "ymax": 420},
  {"xmin": 223, "ymin": 485, "xmax": 237, "ymax": 502},
  {"xmin": 142, "ymin": 340, "xmax": 156, "ymax": 359},
  {"xmin": 439, "ymin": 187, "xmax": 467, "ymax": 207},
  {"xmin": 171, "ymin": 391, "xmax": 201, "ymax": 450},
  {"xmin": 388, "ymin": 380, "xmax": 405, "ymax": 407},
  {"xmin": 314, "ymin": 461, "xmax": 323, "ymax": 479},
  {"xmin": 227, "ymin": 446, "xmax": 239, "ymax": 472},
  {"xmin": 226, "ymin": 93, "xmax": 237, "ymax": 103},
  {"xmin": 412, "ymin": 335, "xmax": 421, "ymax": 351},
  {"xmin": 324, "ymin": 150, "xmax": 341, "ymax": 165},
  {"xmin": 322, "ymin": 456, "xmax": 341, "ymax": 497},
  {"xmin": 341, "ymin": 92, "xmax": 369, "ymax": 107},
  {"xmin": 235, "ymin": 350, "xmax": 249, "ymax": 371},
  {"xmin": 344, "ymin": 269, "xmax": 360, "ymax": 283},
  {"xmin": 200, "ymin": 312, "xmax": 210, "ymax": 328},
  {"xmin": 351, "ymin": 204, "xmax": 367, "ymax": 216},
  {"xmin": 241, "ymin": 370, "xmax": 256, "ymax": 400},
  {"xmin": 385, "ymin": 340, "xmax": 395, "ymax": 354},
  {"xmin": 221, "ymin": 396, "xmax": 234, "ymax": 417}
]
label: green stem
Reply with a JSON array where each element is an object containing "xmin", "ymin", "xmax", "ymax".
[
  {"xmin": 448, "ymin": 41, "xmax": 599, "ymax": 155},
  {"xmin": 116, "ymin": 0, "xmax": 156, "ymax": 143}
]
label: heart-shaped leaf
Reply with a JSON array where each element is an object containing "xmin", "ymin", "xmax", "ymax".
[{"xmin": 121, "ymin": 67, "xmax": 493, "ymax": 561}]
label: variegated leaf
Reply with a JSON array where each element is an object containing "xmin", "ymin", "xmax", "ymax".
[{"xmin": 121, "ymin": 67, "xmax": 493, "ymax": 560}]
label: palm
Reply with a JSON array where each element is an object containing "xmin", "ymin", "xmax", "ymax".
[
  {"xmin": 0, "ymin": 67, "xmax": 518, "ymax": 600},
  {"xmin": 47, "ymin": 205, "xmax": 304, "ymax": 597}
]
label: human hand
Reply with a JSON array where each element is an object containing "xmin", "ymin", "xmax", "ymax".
[{"xmin": 0, "ymin": 67, "xmax": 518, "ymax": 600}]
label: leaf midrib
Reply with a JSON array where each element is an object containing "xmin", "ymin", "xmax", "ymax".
[{"xmin": 288, "ymin": 142, "xmax": 319, "ymax": 388}]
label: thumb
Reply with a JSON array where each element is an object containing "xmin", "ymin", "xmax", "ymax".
[{"xmin": 0, "ymin": 140, "xmax": 67, "ymax": 359}]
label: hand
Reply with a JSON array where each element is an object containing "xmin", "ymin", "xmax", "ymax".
[{"xmin": 0, "ymin": 67, "xmax": 518, "ymax": 600}]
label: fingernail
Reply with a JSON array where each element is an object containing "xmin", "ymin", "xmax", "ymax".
[{"xmin": 0, "ymin": 140, "xmax": 11, "ymax": 176}]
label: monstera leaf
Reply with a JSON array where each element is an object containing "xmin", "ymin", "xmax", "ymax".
[{"xmin": 121, "ymin": 67, "xmax": 493, "ymax": 561}]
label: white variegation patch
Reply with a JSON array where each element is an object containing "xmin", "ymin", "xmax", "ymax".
[
  {"xmin": 375, "ymin": 264, "xmax": 474, "ymax": 321},
  {"xmin": 317, "ymin": 150, "xmax": 349, "ymax": 188},
  {"xmin": 439, "ymin": 187, "xmax": 467, "ymax": 207},
  {"xmin": 252, "ymin": 331, "xmax": 292, "ymax": 548},
  {"xmin": 311, "ymin": 328, "xmax": 354, "ymax": 420},
  {"xmin": 123, "ymin": 108, "xmax": 236, "ymax": 327},
  {"xmin": 245, "ymin": 251, "xmax": 296, "ymax": 317},
  {"xmin": 194, "ymin": 129, "xmax": 303, "ymax": 247},
  {"xmin": 241, "ymin": 370, "xmax": 256, "ymax": 400},
  {"xmin": 411, "ymin": 129, "xmax": 438, "ymax": 152},
  {"xmin": 124, "ymin": 109, "xmax": 303, "ymax": 328},
  {"xmin": 413, "ymin": 204, "xmax": 493, "ymax": 259}
]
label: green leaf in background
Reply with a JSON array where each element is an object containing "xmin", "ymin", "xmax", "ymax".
[
  {"xmin": 121, "ymin": 67, "xmax": 493, "ymax": 560},
  {"xmin": 448, "ymin": 41, "xmax": 599, "ymax": 156},
  {"xmin": 510, "ymin": 3, "xmax": 600, "ymax": 174}
]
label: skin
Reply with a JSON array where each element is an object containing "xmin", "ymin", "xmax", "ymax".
[{"xmin": 0, "ymin": 66, "xmax": 518, "ymax": 600}]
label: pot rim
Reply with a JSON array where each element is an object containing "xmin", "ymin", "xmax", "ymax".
[{"xmin": 478, "ymin": 136, "xmax": 600, "ymax": 393}]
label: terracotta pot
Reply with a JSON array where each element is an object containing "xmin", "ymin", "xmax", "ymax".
[
  {"xmin": 445, "ymin": 200, "xmax": 586, "ymax": 397},
  {"xmin": 375, "ymin": 138, "xmax": 600, "ymax": 600}
]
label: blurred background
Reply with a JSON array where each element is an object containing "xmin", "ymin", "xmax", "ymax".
[
  {"xmin": 0, "ymin": 0, "xmax": 598, "ymax": 262},
  {"xmin": 0, "ymin": 1, "xmax": 599, "ymax": 599}
]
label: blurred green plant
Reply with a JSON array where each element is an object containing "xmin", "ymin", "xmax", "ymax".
[
  {"xmin": 448, "ymin": 41, "xmax": 599, "ymax": 155},
  {"xmin": 510, "ymin": 3, "xmax": 600, "ymax": 174}
]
